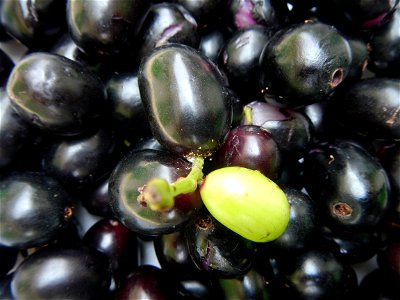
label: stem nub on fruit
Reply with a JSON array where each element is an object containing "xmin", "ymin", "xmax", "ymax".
[{"xmin": 137, "ymin": 156, "xmax": 204, "ymax": 211}]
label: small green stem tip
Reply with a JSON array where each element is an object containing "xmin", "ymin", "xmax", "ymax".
[
  {"xmin": 137, "ymin": 156, "xmax": 204, "ymax": 212},
  {"xmin": 243, "ymin": 105, "xmax": 253, "ymax": 125}
]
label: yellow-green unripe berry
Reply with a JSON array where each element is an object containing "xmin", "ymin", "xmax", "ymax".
[{"xmin": 200, "ymin": 167, "xmax": 290, "ymax": 243}]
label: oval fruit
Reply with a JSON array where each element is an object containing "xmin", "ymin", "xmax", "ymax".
[
  {"xmin": 7, "ymin": 52, "xmax": 107, "ymax": 136},
  {"xmin": 138, "ymin": 43, "xmax": 232, "ymax": 157},
  {"xmin": 200, "ymin": 167, "xmax": 290, "ymax": 242},
  {"xmin": 259, "ymin": 21, "xmax": 352, "ymax": 107}
]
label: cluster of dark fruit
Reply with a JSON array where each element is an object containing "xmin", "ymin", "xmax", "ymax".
[{"xmin": 0, "ymin": 0, "xmax": 399, "ymax": 299}]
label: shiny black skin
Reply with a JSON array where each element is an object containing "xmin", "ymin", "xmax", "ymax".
[
  {"xmin": 67, "ymin": 0, "xmax": 150, "ymax": 58},
  {"xmin": 136, "ymin": 3, "xmax": 200, "ymax": 61},
  {"xmin": 218, "ymin": 25, "xmax": 272, "ymax": 101},
  {"xmin": 131, "ymin": 136, "xmax": 165, "ymax": 152},
  {"xmin": 83, "ymin": 218, "xmax": 139, "ymax": 284},
  {"xmin": 328, "ymin": 78, "xmax": 400, "ymax": 140},
  {"xmin": 184, "ymin": 209, "xmax": 253, "ymax": 278},
  {"xmin": 318, "ymin": 0, "xmax": 399, "ymax": 32},
  {"xmin": 215, "ymin": 125, "xmax": 282, "ymax": 180},
  {"xmin": 175, "ymin": 0, "xmax": 227, "ymax": 28},
  {"xmin": 114, "ymin": 265, "xmax": 179, "ymax": 300},
  {"xmin": 7, "ymin": 52, "xmax": 107, "ymax": 136},
  {"xmin": 199, "ymin": 28, "xmax": 229, "ymax": 63},
  {"xmin": 270, "ymin": 245, "xmax": 358, "ymax": 300},
  {"xmin": 176, "ymin": 272, "xmax": 224, "ymax": 300},
  {"xmin": 108, "ymin": 149, "xmax": 202, "ymax": 236},
  {"xmin": 0, "ymin": 172, "xmax": 72, "ymax": 249},
  {"xmin": 303, "ymin": 140, "xmax": 391, "ymax": 232},
  {"xmin": 322, "ymin": 229, "xmax": 382, "ymax": 265},
  {"xmin": 0, "ymin": 0, "xmax": 67, "ymax": 49},
  {"xmin": 138, "ymin": 44, "xmax": 232, "ymax": 157},
  {"xmin": 0, "ymin": 49, "xmax": 14, "ymax": 86},
  {"xmin": 154, "ymin": 230, "xmax": 198, "ymax": 276},
  {"xmin": 218, "ymin": 268, "xmax": 272, "ymax": 300},
  {"xmin": 345, "ymin": 38, "xmax": 369, "ymax": 83},
  {"xmin": 241, "ymin": 101, "xmax": 313, "ymax": 158},
  {"xmin": 81, "ymin": 177, "xmax": 115, "ymax": 218},
  {"xmin": 0, "ymin": 246, "xmax": 19, "ymax": 276},
  {"xmin": 259, "ymin": 21, "xmax": 352, "ymax": 107},
  {"xmin": 0, "ymin": 89, "xmax": 32, "ymax": 169},
  {"xmin": 301, "ymin": 101, "xmax": 329, "ymax": 141},
  {"xmin": 369, "ymin": 8, "xmax": 400, "ymax": 78},
  {"xmin": 228, "ymin": 0, "xmax": 289, "ymax": 30},
  {"xmin": 269, "ymin": 188, "xmax": 319, "ymax": 253},
  {"xmin": 106, "ymin": 70, "xmax": 150, "ymax": 137},
  {"xmin": 11, "ymin": 245, "xmax": 112, "ymax": 300},
  {"xmin": 42, "ymin": 129, "xmax": 120, "ymax": 190},
  {"xmin": 51, "ymin": 34, "xmax": 108, "ymax": 78}
]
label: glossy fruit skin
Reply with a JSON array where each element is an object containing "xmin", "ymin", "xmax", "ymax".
[
  {"xmin": 319, "ymin": 0, "xmax": 399, "ymax": 32},
  {"xmin": 138, "ymin": 43, "xmax": 232, "ymax": 157},
  {"xmin": 259, "ymin": 21, "xmax": 352, "ymax": 107},
  {"xmin": 154, "ymin": 230, "xmax": 198, "ymax": 276},
  {"xmin": 7, "ymin": 52, "xmax": 107, "ymax": 136},
  {"xmin": 42, "ymin": 129, "xmax": 120, "ymax": 189},
  {"xmin": 136, "ymin": 3, "xmax": 199, "ymax": 61},
  {"xmin": 184, "ymin": 209, "xmax": 253, "ymax": 278},
  {"xmin": 345, "ymin": 37, "xmax": 369, "ymax": 83},
  {"xmin": 67, "ymin": 0, "xmax": 150, "ymax": 58},
  {"xmin": 51, "ymin": 34, "xmax": 106, "ymax": 77},
  {"xmin": 11, "ymin": 245, "xmax": 112, "ymax": 300},
  {"xmin": 218, "ymin": 267, "xmax": 272, "ymax": 300},
  {"xmin": 105, "ymin": 71, "xmax": 150, "ymax": 137},
  {"xmin": 114, "ymin": 265, "xmax": 178, "ymax": 300},
  {"xmin": 83, "ymin": 218, "xmax": 139, "ymax": 283},
  {"xmin": 270, "ymin": 245, "xmax": 358, "ymax": 300},
  {"xmin": 176, "ymin": 0, "xmax": 226, "ymax": 27},
  {"xmin": 269, "ymin": 187, "xmax": 319, "ymax": 253},
  {"xmin": 329, "ymin": 78, "xmax": 400, "ymax": 140},
  {"xmin": 108, "ymin": 149, "xmax": 202, "ymax": 236},
  {"xmin": 215, "ymin": 125, "xmax": 282, "ymax": 180},
  {"xmin": 0, "ymin": 0, "xmax": 67, "ymax": 49},
  {"xmin": 0, "ymin": 89, "xmax": 32, "ymax": 169},
  {"xmin": 322, "ymin": 229, "xmax": 382, "ymax": 265},
  {"xmin": 228, "ymin": 0, "xmax": 289, "ymax": 30},
  {"xmin": 0, "ymin": 172, "xmax": 72, "ymax": 249},
  {"xmin": 200, "ymin": 166, "xmax": 290, "ymax": 242},
  {"xmin": 198, "ymin": 28, "xmax": 228, "ymax": 63},
  {"xmin": 218, "ymin": 25, "xmax": 272, "ymax": 100},
  {"xmin": 242, "ymin": 101, "xmax": 313, "ymax": 158},
  {"xmin": 303, "ymin": 140, "xmax": 391, "ymax": 232},
  {"xmin": 369, "ymin": 8, "xmax": 400, "ymax": 77},
  {"xmin": 81, "ymin": 177, "xmax": 115, "ymax": 218},
  {"xmin": 176, "ymin": 271, "xmax": 224, "ymax": 300}
]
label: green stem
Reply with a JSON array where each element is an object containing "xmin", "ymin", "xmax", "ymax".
[
  {"xmin": 137, "ymin": 156, "xmax": 204, "ymax": 212},
  {"xmin": 243, "ymin": 105, "xmax": 253, "ymax": 125}
]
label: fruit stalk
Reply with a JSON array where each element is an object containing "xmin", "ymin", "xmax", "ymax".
[{"xmin": 137, "ymin": 156, "xmax": 204, "ymax": 211}]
